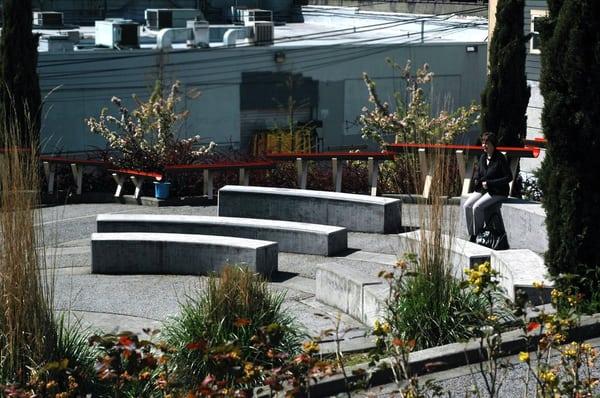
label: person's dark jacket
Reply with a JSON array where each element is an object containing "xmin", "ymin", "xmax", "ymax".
[{"xmin": 473, "ymin": 150, "xmax": 512, "ymax": 196}]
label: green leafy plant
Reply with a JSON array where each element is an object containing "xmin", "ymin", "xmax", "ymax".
[
  {"xmin": 161, "ymin": 266, "xmax": 305, "ymax": 391},
  {"xmin": 86, "ymin": 81, "xmax": 215, "ymax": 173}
]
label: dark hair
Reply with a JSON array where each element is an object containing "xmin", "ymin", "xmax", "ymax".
[{"xmin": 481, "ymin": 132, "xmax": 498, "ymax": 147}]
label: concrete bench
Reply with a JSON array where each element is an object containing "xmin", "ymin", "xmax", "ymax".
[
  {"xmin": 218, "ymin": 185, "xmax": 402, "ymax": 233},
  {"xmin": 491, "ymin": 249, "xmax": 553, "ymax": 305},
  {"xmin": 398, "ymin": 230, "xmax": 492, "ymax": 276},
  {"xmin": 96, "ymin": 214, "xmax": 347, "ymax": 256},
  {"xmin": 457, "ymin": 196, "xmax": 548, "ymax": 254},
  {"xmin": 316, "ymin": 262, "xmax": 389, "ymax": 325},
  {"xmin": 91, "ymin": 232, "xmax": 278, "ymax": 276}
]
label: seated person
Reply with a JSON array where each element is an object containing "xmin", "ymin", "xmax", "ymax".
[{"xmin": 463, "ymin": 132, "xmax": 512, "ymax": 242}]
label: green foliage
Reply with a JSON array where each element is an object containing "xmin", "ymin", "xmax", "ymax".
[
  {"xmin": 162, "ymin": 266, "xmax": 305, "ymax": 390},
  {"xmin": 385, "ymin": 256, "xmax": 495, "ymax": 350},
  {"xmin": 0, "ymin": 0, "xmax": 42, "ymax": 146},
  {"xmin": 481, "ymin": 0, "xmax": 530, "ymax": 146},
  {"xmin": 86, "ymin": 81, "xmax": 215, "ymax": 173},
  {"xmin": 537, "ymin": 0, "xmax": 600, "ymax": 306},
  {"xmin": 359, "ymin": 59, "xmax": 479, "ymax": 146}
]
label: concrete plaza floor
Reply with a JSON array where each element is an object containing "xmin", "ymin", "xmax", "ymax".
[{"xmin": 41, "ymin": 202, "xmax": 413, "ymax": 351}]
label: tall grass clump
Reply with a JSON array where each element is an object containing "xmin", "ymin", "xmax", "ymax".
[
  {"xmin": 162, "ymin": 266, "xmax": 305, "ymax": 390},
  {"xmin": 0, "ymin": 104, "xmax": 57, "ymax": 383},
  {"xmin": 385, "ymin": 150, "xmax": 505, "ymax": 349}
]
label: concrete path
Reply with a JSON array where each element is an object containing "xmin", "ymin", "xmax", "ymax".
[{"xmin": 41, "ymin": 203, "xmax": 401, "ymax": 351}]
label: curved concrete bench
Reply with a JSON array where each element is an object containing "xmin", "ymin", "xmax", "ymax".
[
  {"xmin": 218, "ymin": 185, "xmax": 402, "ymax": 233},
  {"xmin": 96, "ymin": 214, "xmax": 347, "ymax": 256},
  {"xmin": 91, "ymin": 233, "xmax": 277, "ymax": 276}
]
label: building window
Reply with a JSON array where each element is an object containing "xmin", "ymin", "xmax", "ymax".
[{"xmin": 530, "ymin": 9, "xmax": 548, "ymax": 54}]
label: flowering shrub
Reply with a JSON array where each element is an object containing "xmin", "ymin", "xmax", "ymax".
[
  {"xmin": 86, "ymin": 81, "xmax": 215, "ymax": 173},
  {"xmin": 359, "ymin": 59, "xmax": 480, "ymax": 147}
]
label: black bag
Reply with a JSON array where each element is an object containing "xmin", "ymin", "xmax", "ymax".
[{"xmin": 475, "ymin": 212, "xmax": 509, "ymax": 250}]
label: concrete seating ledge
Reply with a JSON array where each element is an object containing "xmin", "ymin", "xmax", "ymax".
[
  {"xmin": 399, "ymin": 230, "xmax": 553, "ymax": 304},
  {"xmin": 316, "ymin": 262, "xmax": 390, "ymax": 326},
  {"xmin": 91, "ymin": 232, "xmax": 278, "ymax": 276},
  {"xmin": 458, "ymin": 196, "xmax": 548, "ymax": 254},
  {"xmin": 96, "ymin": 214, "xmax": 347, "ymax": 256},
  {"xmin": 218, "ymin": 185, "xmax": 402, "ymax": 233}
]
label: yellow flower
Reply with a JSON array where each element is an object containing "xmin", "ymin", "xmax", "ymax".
[
  {"xmin": 487, "ymin": 314, "xmax": 498, "ymax": 322},
  {"xmin": 532, "ymin": 280, "xmax": 544, "ymax": 289},
  {"xmin": 478, "ymin": 262, "xmax": 490, "ymax": 274},
  {"xmin": 373, "ymin": 320, "xmax": 390, "ymax": 336},
  {"xmin": 539, "ymin": 370, "xmax": 557, "ymax": 385},
  {"xmin": 563, "ymin": 342, "xmax": 578, "ymax": 358},
  {"xmin": 395, "ymin": 260, "xmax": 407, "ymax": 270},
  {"xmin": 518, "ymin": 351, "xmax": 530, "ymax": 362},
  {"xmin": 550, "ymin": 289, "xmax": 562, "ymax": 299},
  {"xmin": 303, "ymin": 340, "xmax": 320, "ymax": 354}
]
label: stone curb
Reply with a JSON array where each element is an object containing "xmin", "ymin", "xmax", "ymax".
[{"xmin": 304, "ymin": 313, "xmax": 600, "ymax": 396}]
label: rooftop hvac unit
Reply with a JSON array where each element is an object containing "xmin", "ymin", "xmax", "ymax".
[
  {"xmin": 95, "ymin": 19, "xmax": 140, "ymax": 49},
  {"xmin": 33, "ymin": 11, "xmax": 64, "ymax": 27},
  {"xmin": 145, "ymin": 9, "xmax": 205, "ymax": 30},
  {"xmin": 240, "ymin": 9, "xmax": 272, "ymax": 25},
  {"xmin": 45, "ymin": 35, "xmax": 74, "ymax": 52},
  {"xmin": 186, "ymin": 20, "xmax": 210, "ymax": 47},
  {"xmin": 229, "ymin": 6, "xmax": 248, "ymax": 24},
  {"xmin": 252, "ymin": 21, "xmax": 274, "ymax": 46}
]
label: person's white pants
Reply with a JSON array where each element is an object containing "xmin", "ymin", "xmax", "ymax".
[{"xmin": 462, "ymin": 192, "xmax": 505, "ymax": 237}]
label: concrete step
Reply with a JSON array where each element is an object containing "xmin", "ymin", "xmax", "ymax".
[
  {"xmin": 491, "ymin": 249, "xmax": 553, "ymax": 305},
  {"xmin": 91, "ymin": 232, "xmax": 278, "ymax": 276},
  {"xmin": 97, "ymin": 213, "xmax": 347, "ymax": 256},
  {"xmin": 218, "ymin": 185, "xmax": 402, "ymax": 233},
  {"xmin": 316, "ymin": 262, "xmax": 391, "ymax": 326}
]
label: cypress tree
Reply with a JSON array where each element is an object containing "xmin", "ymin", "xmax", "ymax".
[
  {"xmin": 538, "ymin": 0, "xmax": 600, "ymax": 306},
  {"xmin": 0, "ymin": 0, "xmax": 41, "ymax": 147},
  {"xmin": 481, "ymin": 0, "xmax": 530, "ymax": 147}
]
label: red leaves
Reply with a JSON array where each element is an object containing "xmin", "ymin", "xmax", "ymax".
[
  {"xmin": 527, "ymin": 321, "xmax": 541, "ymax": 333},
  {"xmin": 186, "ymin": 339, "xmax": 208, "ymax": 352}
]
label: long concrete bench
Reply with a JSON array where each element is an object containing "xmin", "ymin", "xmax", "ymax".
[
  {"xmin": 91, "ymin": 232, "xmax": 278, "ymax": 276},
  {"xmin": 218, "ymin": 185, "xmax": 402, "ymax": 233},
  {"xmin": 491, "ymin": 249, "xmax": 553, "ymax": 305},
  {"xmin": 96, "ymin": 214, "xmax": 347, "ymax": 256}
]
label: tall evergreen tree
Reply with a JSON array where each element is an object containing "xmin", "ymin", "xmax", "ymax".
[
  {"xmin": 0, "ymin": 0, "xmax": 41, "ymax": 146},
  {"xmin": 538, "ymin": 0, "xmax": 600, "ymax": 306},
  {"xmin": 481, "ymin": 0, "xmax": 530, "ymax": 147}
]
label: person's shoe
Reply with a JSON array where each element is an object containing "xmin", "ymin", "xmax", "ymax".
[{"xmin": 469, "ymin": 235, "xmax": 476, "ymax": 243}]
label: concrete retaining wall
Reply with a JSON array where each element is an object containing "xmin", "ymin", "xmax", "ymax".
[
  {"xmin": 97, "ymin": 214, "xmax": 347, "ymax": 256},
  {"xmin": 91, "ymin": 232, "xmax": 278, "ymax": 276},
  {"xmin": 218, "ymin": 186, "xmax": 402, "ymax": 233}
]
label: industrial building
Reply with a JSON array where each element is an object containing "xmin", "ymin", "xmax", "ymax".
[{"xmin": 33, "ymin": 5, "xmax": 488, "ymax": 154}]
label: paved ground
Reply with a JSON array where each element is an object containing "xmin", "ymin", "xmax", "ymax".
[{"xmin": 41, "ymin": 202, "xmax": 409, "ymax": 351}]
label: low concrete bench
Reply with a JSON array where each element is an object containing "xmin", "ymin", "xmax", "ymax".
[
  {"xmin": 457, "ymin": 196, "xmax": 548, "ymax": 254},
  {"xmin": 96, "ymin": 214, "xmax": 347, "ymax": 256},
  {"xmin": 91, "ymin": 232, "xmax": 278, "ymax": 276},
  {"xmin": 218, "ymin": 185, "xmax": 402, "ymax": 233},
  {"xmin": 398, "ymin": 230, "xmax": 492, "ymax": 275},
  {"xmin": 316, "ymin": 262, "xmax": 389, "ymax": 325},
  {"xmin": 491, "ymin": 249, "xmax": 553, "ymax": 305}
]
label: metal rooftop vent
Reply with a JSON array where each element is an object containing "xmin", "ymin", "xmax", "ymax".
[
  {"xmin": 240, "ymin": 9, "xmax": 273, "ymax": 25},
  {"xmin": 145, "ymin": 9, "xmax": 205, "ymax": 30},
  {"xmin": 252, "ymin": 21, "xmax": 274, "ymax": 46},
  {"xmin": 95, "ymin": 19, "xmax": 140, "ymax": 49},
  {"xmin": 33, "ymin": 11, "xmax": 64, "ymax": 27}
]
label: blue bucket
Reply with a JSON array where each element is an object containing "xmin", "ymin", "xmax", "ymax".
[{"xmin": 154, "ymin": 181, "xmax": 171, "ymax": 199}]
